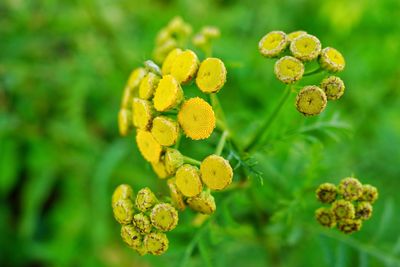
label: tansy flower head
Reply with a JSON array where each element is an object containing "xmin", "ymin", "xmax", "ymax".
[
  {"xmin": 187, "ymin": 191, "xmax": 216, "ymax": 215},
  {"xmin": 167, "ymin": 178, "xmax": 186, "ymax": 211},
  {"xmin": 144, "ymin": 232, "xmax": 169, "ymax": 255},
  {"xmin": 319, "ymin": 47, "xmax": 345, "ymax": 72},
  {"xmin": 171, "ymin": 49, "xmax": 199, "ymax": 84},
  {"xmin": 360, "ymin": 184, "xmax": 379, "ymax": 204},
  {"xmin": 136, "ymin": 130, "xmax": 162, "ymax": 163},
  {"xmin": 295, "ymin": 85, "xmax": 327, "ymax": 116},
  {"xmin": 320, "ymin": 76, "xmax": 345, "ymax": 100},
  {"xmin": 120, "ymin": 86, "xmax": 133, "ymax": 109},
  {"xmin": 164, "ymin": 148, "xmax": 184, "ymax": 175},
  {"xmin": 258, "ymin": 31, "xmax": 288, "ymax": 58},
  {"xmin": 332, "ymin": 199, "xmax": 355, "ymax": 220},
  {"xmin": 150, "ymin": 203, "xmax": 179, "ymax": 232},
  {"xmin": 151, "ymin": 116, "xmax": 180, "ymax": 146},
  {"xmin": 196, "ymin": 58, "xmax": 227, "ymax": 94},
  {"xmin": 132, "ymin": 98, "xmax": 154, "ymax": 130},
  {"xmin": 118, "ymin": 109, "xmax": 132, "ymax": 137},
  {"xmin": 112, "ymin": 184, "xmax": 133, "ymax": 206},
  {"xmin": 151, "ymin": 160, "xmax": 169, "ymax": 179},
  {"xmin": 135, "ymin": 187, "xmax": 158, "ymax": 212},
  {"xmin": 274, "ymin": 56, "xmax": 304, "ymax": 84},
  {"xmin": 338, "ymin": 177, "xmax": 363, "ymax": 201},
  {"xmin": 113, "ymin": 199, "xmax": 135, "ymax": 225},
  {"xmin": 290, "ymin": 34, "xmax": 321, "ymax": 61},
  {"xmin": 337, "ymin": 219, "xmax": 362, "ymax": 234},
  {"xmin": 121, "ymin": 224, "xmax": 143, "ymax": 249},
  {"xmin": 133, "ymin": 213, "xmax": 152, "ymax": 234},
  {"xmin": 192, "ymin": 34, "xmax": 207, "ymax": 48},
  {"xmin": 315, "ymin": 207, "xmax": 336, "ymax": 228},
  {"xmin": 355, "ymin": 202, "xmax": 373, "ymax": 220},
  {"xmin": 153, "ymin": 38, "xmax": 178, "ymax": 64},
  {"xmin": 162, "ymin": 48, "xmax": 182, "ymax": 75},
  {"xmin": 139, "ymin": 72, "xmax": 160, "ymax": 100},
  {"xmin": 178, "ymin": 97, "xmax": 216, "ymax": 140},
  {"xmin": 287, "ymin": 30, "xmax": 307, "ymax": 42},
  {"xmin": 153, "ymin": 75, "xmax": 183, "ymax": 112},
  {"xmin": 127, "ymin": 67, "xmax": 147, "ymax": 90},
  {"xmin": 202, "ymin": 26, "xmax": 220, "ymax": 39},
  {"xmin": 175, "ymin": 164, "xmax": 203, "ymax": 197},
  {"xmin": 200, "ymin": 154, "xmax": 233, "ymax": 191},
  {"xmin": 316, "ymin": 183, "xmax": 337, "ymax": 204}
]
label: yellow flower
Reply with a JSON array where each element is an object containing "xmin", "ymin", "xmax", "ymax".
[
  {"xmin": 164, "ymin": 148, "xmax": 184, "ymax": 175},
  {"xmin": 315, "ymin": 207, "xmax": 336, "ymax": 228},
  {"xmin": 153, "ymin": 75, "xmax": 183, "ymax": 112},
  {"xmin": 360, "ymin": 184, "xmax": 379, "ymax": 204},
  {"xmin": 150, "ymin": 203, "xmax": 179, "ymax": 232},
  {"xmin": 143, "ymin": 232, "xmax": 169, "ymax": 255},
  {"xmin": 319, "ymin": 47, "xmax": 345, "ymax": 72},
  {"xmin": 112, "ymin": 184, "xmax": 133, "ymax": 206},
  {"xmin": 320, "ymin": 76, "xmax": 345, "ymax": 100},
  {"xmin": 120, "ymin": 86, "xmax": 133, "ymax": 109},
  {"xmin": 332, "ymin": 199, "xmax": 355, "ymax": 220},
  {"xmin": 167, "ymin": 178, "xmax": 186, "ymax": 211},
  {"xmin": 196, "ymin": 58, "xmax": 227, "ymax": 94},
  {"xmin": 151, "ymin": 160, "xmax": 169, "ymax": 179},
  {"xmin": 133, "ymin": 213, "xmax": 152, "ymax": 234},
  {"xmin": 200, "ymin": 154, "xmax": 233, "ymax": 190},
  {"xmin": 355, "ymin": 202, "xmax": 373, "ymax": 220},
  {"xmin": 112, "ymin": 199, "xmax": 134, "ymax": 225},
  {"xmin": 290, "ymin": 34, "xmax": 321, "ymax": 61},
  {"xmin": 178, "ymin": 97, "xmax": 216, "ymax": 140},
  {"xmin": 162, "ymin": 48, "xmax": 182, "ymax": 75},
  {"xmin": 118, "ymin": 109, "xmax": 132, "ymax": 137},
  {"xmin": 171, "ymin": 49, "xmax": 199, "ymax": 84},
  {"xmin": 175, "ymin": 164, "xmax": 203, "ymax": 197},
  {"xmin": 337, "ymin": 219, "xmax": 362, "ymax": 234},
  {"xmin": 187, "ymin": 191, "xmax": 216, "ymax": 215},
  {"xmin": 136, "ymin": 130, "xmax": 162, "ymax": 163},
  {"xmin": 135, "ymin": 187, "xmax": 158, "ymax": 212},
  {"xmin": 287, "ymin": 30, "xmax": 307, "ymax": 42},
  {"xmin": 295, "ymin": 86, "xmax": 327, "ymax": 116},
  {"xmin": 132, "ymin": 98, "xmax": 154, "ymax": 130},
  {"xmin": 201, "ymin": 26, "xmax": 220, "ymax": 39},
  {"xmin": 139, "ymin": 72, "xmax": 160, "ymax": 100},
  {"xmin": 121, "ymin": 224, "xmax": 143, "ymax": 249},
  {"xmin": 127, "ymin": 67, "xmax": 147, "ymax": 90},
  {"xmin": 274, "ymin": 56, "xmax": 304, "ymax": 84},
  {"xmin": 338, "ymin": 177, "xmax": 363, "ymax": 201},
  {"xmin": 153, "ymin": 39, "xmax": 178, "ymax": 64},
  {"xmin": 151, "ymin": 116, "xmax": 180, "ymax": 146},
  {"xmin": 258, "ymin": 31, "xmax": 288, "ymax": 58}
]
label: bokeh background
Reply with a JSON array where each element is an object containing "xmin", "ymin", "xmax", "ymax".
[{"xmin": 1, "ymin": 0, "xmax": 400, "ymax": 266}]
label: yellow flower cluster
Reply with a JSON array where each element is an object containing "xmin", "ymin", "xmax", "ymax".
[
  {"xmin": 258, "ymin": 30, "xmax": 346, "ymax": 116},
  {"xmin": 112, "ymin": 185, "xmax": 179, "ymax": 255},
  {"xmin": 315, "ymin": 177, "xmax": 378, "ymax": 234}
]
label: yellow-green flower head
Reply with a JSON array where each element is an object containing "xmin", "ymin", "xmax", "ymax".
[
  {"xmin": 319, "ymin": 47, "xmax": 345, "ymax": 72},
  {"xmin": 320, "ymin": 76, "xmax": 345, "ymax": 100},
  {"xmin": 120, "ymin": 86, "xmax": 133, "ymax": 109},
  {"xmin": 295, "ymin": 85, "xmax": 327, "ymax": 116},
  {"xmin": 274, "ymin": 56, "xmax": 304, "ymax": 84},
  {"xmin": 316, "ymin": 183, "xmax": 337, "ymax": 204},
  {"xmin": 144, "ymin": 232, "xmax": 169, "ymax": 255},
  {"xmin": 150, "ymin": 203, "xmax": 179, "ymax": 232},
  {"xmin": 200, "ymin": 154, "xmax": 233, "ymax": 191},
  {"xmin": 112, "ymin": 184, "xmax": 133, "ymax": 206},
  {"xmin": 113, "ymin": 199, "xmax": 134, "ymax": 225},
  {"xmin": 118, "ymin": 109, "xmax": 132, "ymax": 137},
  {"xmin": 355, "ymin": 202, "xmax": 373, "ymax": 220},
  {"xmin": 139, "ymin": 72, "xmax": 160, "ymax": 100},
  {"xmin": 171, "ymin": 49, "xmax": 199, "ymax": 84},
  {"xmin": 162, "ymin": 48, "xmax": 182, "ymax": 75},
  {"xmin": 360, "ymin": 184, "xmax": 379, "ymax": 204},
  {"xmin": 315, "ymin": 207, "xmax": 336, "ymax": 228},
  {"xmin": 196, "ymin": 58, "xmax": 227, "ymax": 94},
  {"xmin": 338, "ymin": 177, "xmax": 363, "ymax": 201},
  {"xmin": 187, "ymin": 191, "xmax": 216, "ymax": 215},
  {"xmin": 156, "ymin": 28, "xmax": 170, "ymax": 45},
  {"xmin": 121, "ymin": 224, "xmax": 143, "ymax": 249},
  {"xmin": 175, "ymin": 164, "xmax": 203, "ymax": 197},
  {"xmin": 151, "ymin": 116, "xmax": 180, "ymax": 147},
  {"xmin": 287, "ymin": 30, "xmax": 307, "ymax": 42},
  {"xmin": 151, "ymin": 160, "xmax": 169, "ymax": 179},
  {"xmin": 127, "ymin": 68, "xmax": 147, "ymax": 91},
  {"xmin": 192, "ymin": 34, "xmax": 208, "ymax": 48},
  {"xmin": 136, "ymin": 130, "xmax": 162, "ymax": 163},
  {"xmin": 258, "ymin": 31, "xmax": 288, "ymax": 58},
  {"xmin": 178, "ymin": 97, "xmax": 216, "ymax": 140},
  {"xmin": 337, "ymin": 219, "xmax": 362, "ymax": 234},
  {"xmin": 332, "ymin": 199, "xmax": 355, "ymax": 220},
  {"xmin": 132, "ymin": 98, "xmax": 154, "ymax": 130},
  {"xmin": 153, "ymin": 39, "xmax": 178, "ymax": 64},
  {"xmin": 290, "ymin": 34, "xmax": 321, "ymax": 61},
  {"xmin": 167, "ymin": 178, "xmax": 186, "ymax": 211},
  {"xmin": 135, "ymin": 187, "xmax": 158, "ymax": 212},
  {"xmin": 164, "ymin": 148, "xmax": 184, "ymax": 175},
  {"xmin": 153, "ymin": 75, "xmax": 183, "ymax": 112},
  {"xmin": 201, "ymin": 26, "xmax": 221, "ymax": 39},
  {"xmin": 167, "ymin": 16, "xmax": 186, "ymax": 33},
  {"xmin": 133, "ymin": 213, "xmax": 152, "ymax": 234}
]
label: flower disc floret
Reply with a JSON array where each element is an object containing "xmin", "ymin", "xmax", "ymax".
[
  {"xmin": 139, "ymin": 72, "xmax": 160, "ymax": 100},
  {"xmin": 175, "ymin": 164, "xmax": 203, "ymax": 197},
  {"xmin": 151, "ymin": 116, "xmax": 180, "ymax": 146},
  {"xmin": 200, "ymin": 154, "xmax": 233, "ymax": 190},
  {"xmin": 338, "ymin": 177, "xmax": 363, "ymax": 201},
  {"xmin": 164, "ymin": 148, "xmax": 184, "ymax": 175},
  {"xmin": 319, "ymin": 47, "xmax": 345, "ymax": 72},
  {"xmin": 196, "ymin": 58, "xmax": 227, "ymax": 93},
  {"xmin": 316, "ymin": 183, "xmax": 337, "ymax": 204},
  {"xmin": 171, "ymin": 49, "xmax": 199, "ymax": 84},
  {"xmin": 290, "ymin": 34, "xmax": 321, "ymax": 61},
  {"xmin": 132, "ymin": 98, "xmax": 154, "ymax": 130},
  {"xmin": 355, "ymin": 202, "xmax": 373, "ymax": 220},
  {"xmin": 295, "ymin": 85, "xmax": 327, "ymax": 116},
  {"xmin": 121, "ymin": 224, "xmax": 143, "ymax": 249},
  {"xmin": 162, "ymin": 48, "xmax": 182, "ymax": 75},
  {"xmin": 153, "ymin": 75, "xmax": 183, "ymax": 112},
  {"xmin": 127, "ymin": 67, "xmax": 147, "ymax": 90},
  {"xmin": 112, "ymin": 184, "xmax": 133, "ymax": 205},
  {"xmin": 258, "ymin": 31, "xmax": 288, "ymax": 58},
  {"xmin": 287, "ymin": 30, "xmax": 307, "ymax": 42},
  {"xmin": 187, "ymin": 191, "xmax": 216, "ymax": 215},
  {"xmin": 167, "ymin": 178, "xmax": 186, "ymax": 211},
  {"xmin": 133, "ymin": 213, "xmax": 152, "ymax": 234},
  {"xmin": 113, "ymin": 199, "xmax": 134, "ymax": 225},
  {"xmin": 315, "ymin": 207, "xmax": 336, "ymax": 228},
  {"xmin": 135, "ymin": 187, "xmax": 158, "ymax": 212},
  {"xmin": 337, "ymin": 219, "xmax": 362, "ymax": 234},
  {"xmin": 144, "ymin": 232, "xmax": 169, "ymax": 255},
  {"xmin": 151, "ymin": 160, "xmax": 169, "ymax": 179},
  {"xmin": 360, "ymin": 184, "xmax": 379, "ymax": 203},
  {"xmin": 136, "ymin": 130, "xmax": 162, "ymax": 163},
  {"xmin": 320, "ymin": 76, "xmax": 345, "ymax": 100},
  {"xmin": 274, "ymin": 56, "xmax": 304, "ymax": 84},
  {"xmin": 150, "ymin": 203, "xmax": 179, "ymax": 232},
  {"xmin": 332, "ymin": 199, "xmax": 355, "ymax": 220}
]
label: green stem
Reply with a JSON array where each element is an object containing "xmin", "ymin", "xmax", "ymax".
[
  {"xmin": 183, "ymin": 156, "xmax": 201, "ymax": 166},
  {"xmin": 215, "ymin": 130, "xmax": 229, "ymax": 156},
  {"xmin": 244, "ymin": 85, "xmax": 292, "ymax": 153},
  {"xmin": 174, "ymin": 134, "xmax": 182, "ymax": 149},
  {"xmin": 303, "ymin": 67, "xmax": 324, "ymax": 76}
]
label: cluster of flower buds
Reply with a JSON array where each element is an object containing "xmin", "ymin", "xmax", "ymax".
[
  {"xmin": 315, "ymin": 177, "xmax": 378, "ymax": 234},
  {"xmin": 258, "ymin": 30, "xmax": 346, "ymax": 116},
  {"xmin": 192, "ymin": 26, "xmax": 221, "ymax": 55},
  {"xmin": 112, "ymin": 184, "xmax": 179, "ymax": 255}
]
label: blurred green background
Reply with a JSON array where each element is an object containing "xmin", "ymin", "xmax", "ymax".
[{"xmin": 1, "ymin": 0, "xmax": 400, "ymax": 266}]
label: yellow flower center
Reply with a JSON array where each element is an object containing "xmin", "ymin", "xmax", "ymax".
[
  {"xmin": 196, "ymin": 58, "xmax": 227, "ymax": 93},
  {"xmin": 290, "ymin": 34, "xmax": 321, "ymax": 61},
  {"xmin": 139, "ymin": 72, "xmax": 160, "ymax": 100},
  {"xmin": 287, "ymin": 30, "xmax": 307, "ymax": 42},
  {"xmin": 144, "ymin": 232, "xmax": 169, "ymax": 255},
  {"xmin": 127, "ymin": 67, "xmax": 147, "ymax": 90},
  {"xmin": 175, "ymin": 164, "xmax": 203, "ymax": 197},
  {"xmin": 151, "ymin": 116, "xmax": 179, "ymax": 146},
  {"xmin": 187, "ymin": 191, "xmax": 216, "ymax": 215},
  {"xmin": 112, "ymin": 184, "xmax": 133, "ymax": 205},
  {"xmin": 136, "ymin": 130, "xmax": 162, "ymax": 163},
  {"xmin": 274, "ymin": 56, "xmax": 304, "ymax": 84},
  {"xmin": 132, "ymin": 98, "xmax": 153, "ymax": 130},
  {"xmin": 150, "ymin": 203, "xmax": 179, "ymax": 231},
  {"xmin": 258, "ymin": 31, "xmax": 288, "ymax": 57},
  {"xmin": 167, "ymin": 178, "xmax": 186, "ymax": 211},
  {"xmin": 162, "ymin": 48, "xmax": 182, "ymax": 75},
  {"xmin": 153, "ymin": 75, "xmax": 183, "ymax": 112},
  {"xmin": 295, "ymin": 86, "xmax": 327, "ymax": 116},
  {"xmin": 164, "ymin": 148, "xmax": 183, "ymax": 175},
  {"xmin": 171, "ymin": 49, "xmax": 199, "ymax": 84},
  {"xmin": 200, "ymin": 154, "xmax": 233, "ymax": 190}
]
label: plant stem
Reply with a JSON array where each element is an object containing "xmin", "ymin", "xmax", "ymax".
[
  {"xmin": 244, "ymin": 85, "xmax": 292, "ymax": 153},
  {"xmin": 303, "ymin": 67, "xmax": 324, "ymax": 76},
  {"xmin": 215, "ymin": 130, "xmax": 229, "ymax": 156},
  {"xmin": 183, "ymin": 156, "xmax": 201, "ymax": 166}
]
